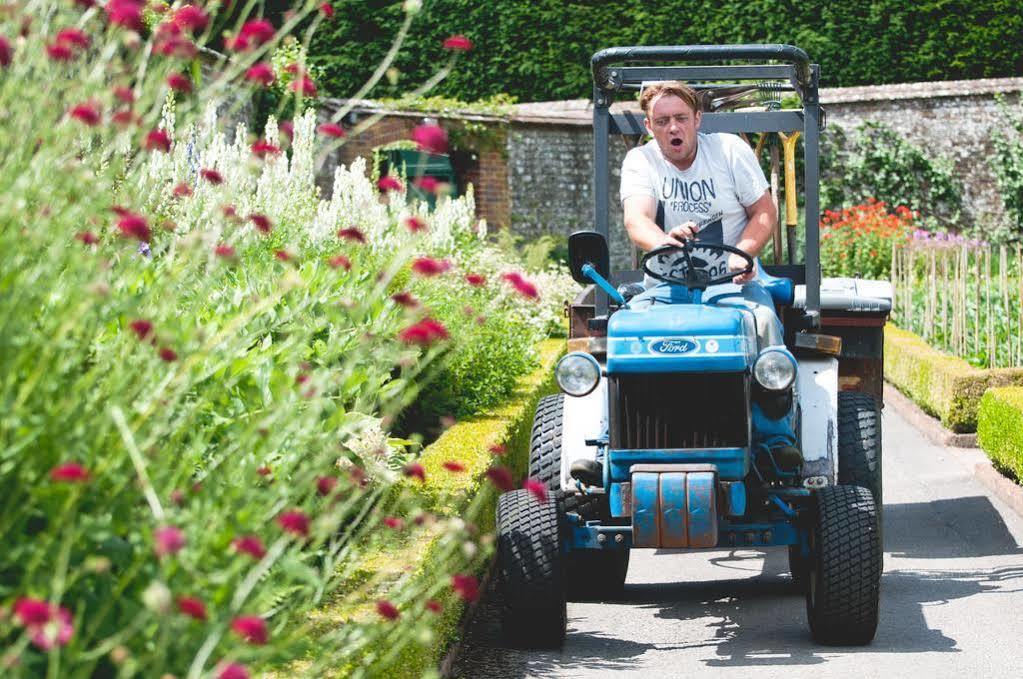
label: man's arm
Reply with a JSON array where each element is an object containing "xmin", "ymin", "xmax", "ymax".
[
  {"xmin": 623, "ymin": 195, "xmax": 695, "ymax": 251},
  {"xmin": 729, "ymin": 189, "xmax": 778, "ymax": 283}
]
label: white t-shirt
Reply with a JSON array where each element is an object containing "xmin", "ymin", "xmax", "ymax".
[{"xmin": 620, "ymin": 132, "xmax": 769, "ymax": 248}]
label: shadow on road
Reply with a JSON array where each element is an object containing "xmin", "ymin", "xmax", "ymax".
[{"xmin": 885, "ymin": 495, "xmax": 1023, "ymax": 559}]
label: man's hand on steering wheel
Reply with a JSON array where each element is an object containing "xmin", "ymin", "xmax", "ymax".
[
  {"xmin": 729, "ymin": 251, "xmax": 756, "ymax": 284},
  {"xmin": 665, "ymin": 221, "xmax": 699, "ymax": 244}
]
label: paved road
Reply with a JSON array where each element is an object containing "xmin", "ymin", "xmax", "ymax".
[{"xmin": 454, "ymin": 405, "xmax": 1023, "ymax": 678}]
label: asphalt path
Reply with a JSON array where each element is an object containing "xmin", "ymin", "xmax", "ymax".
[{"xmin": 454, "ymin": 404, "xmax": 1023, "ymax": 678}]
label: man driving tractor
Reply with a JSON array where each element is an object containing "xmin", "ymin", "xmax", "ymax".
[{"xmin": 619, "ymin": 80, "xmax": 802, "ymax": 470}]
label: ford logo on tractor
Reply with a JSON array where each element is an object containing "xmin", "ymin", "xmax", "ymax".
[{"xmin": 649, "ymin": 338, "xmax": 699, "ymax": 354}]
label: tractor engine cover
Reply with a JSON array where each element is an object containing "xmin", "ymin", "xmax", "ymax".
[{"xmin": 631, "ymin": 464, "xmax": 718, "ymax": 548}]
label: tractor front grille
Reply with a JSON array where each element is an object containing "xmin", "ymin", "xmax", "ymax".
[{"xmin": 609, "ymin": 373, "xmax": 749, "ymax": 449}]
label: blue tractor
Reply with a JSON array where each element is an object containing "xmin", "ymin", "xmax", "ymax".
[{"xmin": 496, "ymin": 45, "xmax": 890, "ymax": 647}]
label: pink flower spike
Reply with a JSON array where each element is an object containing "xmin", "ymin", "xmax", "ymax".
[
  {"xmin": 68, "ymin": 102, "xmax": 101, "ymax": 126},
  {"xmin": 404, "ymin": 216, "xmax": 427, "ymax": 233},
  {"xmin": 238, "ymin": 19, "xmax": 275, "ymax": 46},
  {"xmin": 200, "ymin": 168, "xmax": 224, "ymax": 184},
  {"xmin": 403, "ymin": 462, "xmax": 426, "ymax": 483},
  {"xmin": 376, "ymin": 600, "xmax": 400, "ymax": 621},
  {"xmin": 398, "ymin": 318, "xmax": 449, "ymax": 346},
  {"xmin": 173, "ymin": 5, "xmax": 209, "ymax": 33},
  {"xmin": 290, "ymin": 75, "xmax": 317, "ymax": 97},
  {"xmin": 465, "ymin": 273, "xmax": 486, "ymax": 287},
  {"xmin": 46, "ymin": 43, "xmax": 75, "ymax": 62},
  {"xmin": 328, "ymin": 254, "xmax": 351, "ymax": 270},
  {"xmin": 129, "ymin": 319, "xmax": 154, "ymax": 340},
  {"xmin": 336, "ymin": 227, "xmax": 366, "ymax": 243},
  {"xmin": 383, "ymin": 516, "xmax": 403, "ymax": 530},
  {"xmin": 442, "ymin": 460, "xmax": 465, "ymax": 473},
  {"xmin": 316, "ymin": 476, "xmax": 338, "ymax": 496},
  {"xmin": 167, "ymin": 72, "xmax": 191, "ymax": 93},
  {"xmin": 451, "ymin": 574, "xmax": 480, "ymax": 602},
  {"xmin": 317, "ymin": 122, "xmax": 345, "ymax": 138},
  {"xmin": 55, "ymin": 28, "xmax": 90, "ymax": 50},
  {"xmin": 390, "ymin": 291, "xmax": 418, "ymax": 308},
  {"xmin": 158, "ymin": 347, "xmax": 178, "ymax": 362},
  {"xmin": 105, "ymin": 0, "xmax": 144, "ymax": 31},
  {"xmin": 76, "ymin": 231, "xmax": 99, "ymax": 246},
  {"xmin": 177, "ymin": 596, "xmax": 207, "ymax": 621},
  {"xmin": 245, "ymin": 62, "xmax": 274, "ymax": 86},
  {"xmin": 154, "ymin": 525, "xmax": 185, "ymax": 557},
  {"xmin": 232, "ymin": 535, "xmax": 267, "ymax": 560},
  {"xmin": 485, "ymin": 466, "xmax": 515, "ymax": 492},
  {"xmin": 523, "ymin": 478, "xmax": 549, "ymax": 503},
  {"xmin": 249, "ymin": 214, "xmax": 272, "ymax": 234},
  {"xmin": 442, "ymin": 34, "xmax": 473, "ymax": 52},
  {"xmin": 377, "ymin": 176, "xmax": 403, "ymax": 193},
  {"xmin": 411, "ymin": 257, "xmax": 451, "ymax": 277},
  {"xmin": 320, "ymin": 2, "xmax": 335, "ymax": 18},
  {"xmin": 502, "ymin": 272, "xmax": 540, "ymax": 299},
  {"xmin": 50, "ymin": 462, "xmax": 90, "ymax": 483},
  {"xmin": 251, "ymin": 140, "xmax": 280, "ymax": 158},
  {"xmin": 412, "ymin": 124, "xmax": 449, "ymax": 154},
  {"xmin": 230, "ymin": 615, "xmax": 268, "ymax": 645},
  {"xmin": 144, "ymin": 129, "xmax": 172, "ymax": 153},
  {"xmin": 277, "ymin": 509, "xmax": 310, "ymax": 537},
  {"xmin": 279, "ymin": 120, "xmax": 295, "ymax": 139},
  {"xmin": 217, "ymin": 663, "xmax": 250, "ymax": 679},
  {"xmin": 116, "ymin": 212, "xmax": 151, "ymax": 241}
]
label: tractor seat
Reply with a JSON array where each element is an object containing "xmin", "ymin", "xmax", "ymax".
[{"xmin": 756, "ymin": 262, "xmax": 794, "ymax": 307}]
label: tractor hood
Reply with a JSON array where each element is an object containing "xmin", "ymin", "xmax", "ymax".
[{"xmin": 606, "ymin": 299, "xmax": 757, "ymax": 374}]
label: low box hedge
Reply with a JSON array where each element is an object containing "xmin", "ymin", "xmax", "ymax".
[
  {"xmin": 977, "ymin": 387, "xmax": 1023, "ymax": 483},
  {"xmin": 883, "ymin": 326, "xmax": 1023, "ymax": 432}
]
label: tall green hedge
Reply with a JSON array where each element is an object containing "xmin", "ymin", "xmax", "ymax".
[{"xmin": 309, "ymin": 0, "xmax": 1023, "ymax": 102}]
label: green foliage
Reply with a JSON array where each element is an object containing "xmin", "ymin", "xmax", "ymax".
[
  {"xmin": 821, "ymin": 122, "xmax": 963, "ymax": 226},
  {"xmin": 991, "ymin": 95, "xmax": 1023, "ymax": 237},
  {"xmin": 308, "ymin": 0, "xmax": 1023, "ymax": 102},
  {"xmin": 978, "ymin": 387, "xmax": 1023, "ymax": 482}
]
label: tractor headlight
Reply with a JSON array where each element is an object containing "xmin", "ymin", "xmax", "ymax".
[
  {"xmin": 753, "ymin": 348, "xmax": 796, "ymax": 392},
  {"xmin": 555, "ymin": 352, "xmax": 601, "ymax": 397}
]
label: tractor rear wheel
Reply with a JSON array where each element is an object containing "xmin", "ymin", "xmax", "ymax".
[
  {"xmin": 806, "ymin": 485, "xmax": 881, "ymax": 645},
  {"xmin": 837, "ymin": 391, "xmax": 883, "ymax": 514},
  {"xmin": 497, "ymin": 489, "xmax": 567, "ymax": 648}
]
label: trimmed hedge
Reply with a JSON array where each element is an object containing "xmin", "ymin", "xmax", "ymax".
[
  {"xmin": 305, "ymin": 0, "xmax": 1023, "ymax": 103},
  {"xmin": 300, "ymin": 339, "xmax": 563, "ymax": 677},
  {"xmin": 978, "ymin": 387, "xmax": 1023, "ymax": 482}
]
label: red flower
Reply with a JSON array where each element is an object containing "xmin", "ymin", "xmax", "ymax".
[
  {"xmin": 200, "ymin": 168, "xmax": 224, "ymax": 185},
  {"xmin": 249, "ymin": 214, "xmax": 272, "ymax": 234},
  {"xmin": 317, "ymin": 122, "xmax": 345, "ymax": 138},
  {"xmin": 328, "ymin": 254, "xmax": 351, "ymax": 270},
  {"xmin": 403, "ymin": 462, "xmax": 426, "ymax": 483},
  {"xmin": 158, "ymin": 347, "xmax": 178, "ymax": 362},
  {"xmin": 442, "ymin": 34, "xmax": 473, "ymax": 51},
  {"xmin": 113, "ymin": 86, "xmax": 134, "ymax": 104},
  {"xmin": 214, "ymin": 244, "xmax": 235, "ymax": 259},
  {"xmin": 319, "ymin": 2, "xmax": 334, "ymax": 18},
  {"xmin": 154, "ymin": 525, "xmax": 185, "ymax": 557},
  {"xmin": 0, "ymin": 36, "xmax": 11, "ymax": 68},
  {"xmin": 154, "ymin": 31, "xmax": 197, "ymax": 58},
  {"xmin": 274, "ymin": 249, "xmax": 293, "ymax": 262},
  {"xmin": 413, "ymin": 176, "xmax": 440, "ymax": 193},
  {"xmin": 173, "ymin": 5, "xmax": 209, "ymax": 33},
  {"xmin": 404, "ymin": 216, "xmax": 427, "ymax": 233},
  {"xmin": 144, "ymin": 129, "xmax": 172, "ymax": 152},
  {"xmin": 390, "ymin": 291, "xmax": 418, "ymax": 308},
  {"xmin": 502, "ymin": 272, "xmax": 540, "ymax": 299},
  {"xmin": 232, "ymin": 535, "xmax": 267, "ymax": 560},
  {"xmin": 383, "ymin": 517, "xmax": 404, "ymax": 530},
  {"xmin": 464, "ymin": 273, "xmax": 486, "ymax": 287},
  {"xmin": 230, "ymin": 615, "xmax": 268, "ymax": 645},
  {"xmin": 523, "ymin": 478, "xmax": 548, "ymax": 503},
  {"xmin": 316, "ymin": 476, "xmax": 338, "ymax": 496},
  {"xmin": 251, "ymin": 140, "xmax": 281, "ymax": 158},
  {"xmin": 398, "ymin": 318, "xmax": 449, "ymax": 346},
  {"xmin": 129, "ymin": 319, "xmax": 154, "ymax": 340},
  {"xmin": 277, "ymin": 509, "xmax": 310, "ymax": 537},
  {"xmin": 112, "ymin": 110, "xmax": 135, "ymax": 127},
  {"xmin": 442, "ymin": 460, "xmax": 465, "ymax": 473},
  {"xmin": 411, "ymin": 257, "xmax": 451, "ymax": 277},
  {"xmin": 425, "ymin": 600, "xmax": 443, "ymax": 614},
  {"xmin": 76, "ymin": 231, "xmax": 99, "ymax": 245},
  {"xmin": 238, "ymin": 19, "xmax": 275, "ymax": 46},
  {"xmin": 177, "ymin": 596, "xmax": 207, "ymax": 621},
  {"xmin": 55, "ymin": 28, "xmax": 90, "ymax": 50},
  {"xmin": 173, "ymin": 182, "xmax": 192, "ymax": 198},
  {"xmin": 257, "ymin": 465, "xmax": 271, "ymax": 477},
  {"xmin": 105, "ymin": 0, "xmax": 144, "ymax": 31},
  {"xmin": 217, "ymin": 663, "xmax": 250, "ymax": 679},
  {"xmin": 290, "ymin": 75, "xmax": 317, "ymax": 97},
  {"xmin": 50, "ymin": 462, "xmax": 90, "ymax": 483},
  {"xmin": 166, "ymin": 72, "xmax": 191, "ymax": 93},
  {"xmin": 412, "ymin": 124, "xmax": 449, "ymax": 154},
  {"xmin": 451, "ymin": 574, "xmax": 480, "ymax": 602},
  {"xmin": 376, "ymin": 600, "xmax": 400, "ymax": 621},
  {"xmin": 485, "ymin": 465, "xmax": 515, "ymax": 492},
  {"xmin": 377, "ymin": 176, "xmax": 403, "ymax": 193},
  {"xmin": 336, "ymin": 227, "xmax": 366, "ymax": 243},
  {"xmin": 245, "ymin": 62, "xmax": 275, "ymax": 86},
  {"xmin": 68, "ymin": 102, "xmax": 101, "ymax": 126},
  {"xmin": 46, "ymin": 43, "xmax": 75, "ymax": 61},
  {"xmin": 279, "ymin": 120, "xmax": 295, "ymax": 139},
  {"xmin": 117, "ymin": 212, "xmax": 151, "ymax": 241},
  {"xmin": 170, "ymin": 489, "xmax": 186, "ymax": 505},
  {"xmin": 14, "ymin": 599, "xmax": 74, "ymax": 650},
  {"xmin": 14, "ymin": 598, "xmax": 52, "ymax": 626}
]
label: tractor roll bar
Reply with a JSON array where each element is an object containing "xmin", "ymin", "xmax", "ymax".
[{"xmin": 591, "ymin": 44, "xmax": 813, "ymax": 89}]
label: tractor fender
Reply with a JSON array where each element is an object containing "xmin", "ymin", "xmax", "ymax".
[
  {"xmin": 796, "ymin": 356, "xmax": 838, "ymax": 483},
  {"xmin": 559, "ymin": 378, "xmax": 607, "ymax": 493}
]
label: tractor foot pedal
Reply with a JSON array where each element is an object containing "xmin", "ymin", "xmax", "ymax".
[{"xmin": 570, "ymin": 459, "xmax": 603, "ymax": 487}]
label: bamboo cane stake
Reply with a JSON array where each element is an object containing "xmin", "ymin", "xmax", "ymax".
[
  {"xmin": 986, "ymin": 246, "xmax": 994, "ymax": 368},
  {"xmin": 974, "ymin": 248, "xmax": 981, "ymax": 360},
  {"xmin": 927, "ymin": 248, "xmax": 937, "ymax": 342},
  {"xmin": 1000, "ymin": 245, "xmax": 1008, "ymax": 366},
  {"xmin": 1017, "ymin": 244, "xmax": 1022, "ymax": 367},
  {"xmin": 941, "ymin": 250, "xmax": 949, "ymax": 353}
]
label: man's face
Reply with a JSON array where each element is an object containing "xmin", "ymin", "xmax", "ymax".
[{"xmin": 645, "ymin": 93, "xmax": 702, "ymax": 169}]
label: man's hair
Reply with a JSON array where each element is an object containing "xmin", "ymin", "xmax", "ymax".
[{"xmin": 639, "ymin": 81, "xmax": 701, "ymax": 117}]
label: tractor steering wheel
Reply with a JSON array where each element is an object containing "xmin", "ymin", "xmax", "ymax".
[{"xmin": 641, "ymin": 240, "xmax": 755, "ymax": 288}]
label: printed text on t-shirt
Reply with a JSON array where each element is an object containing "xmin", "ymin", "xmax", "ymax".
[{"xmin": 660, "ymin": 177, "xmax": 716, "ymax": 214}]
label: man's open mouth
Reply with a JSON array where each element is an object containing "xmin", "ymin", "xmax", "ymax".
[{"xmin": 670, "ymin": 138, "xmax": 683, "ymax": 147}]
